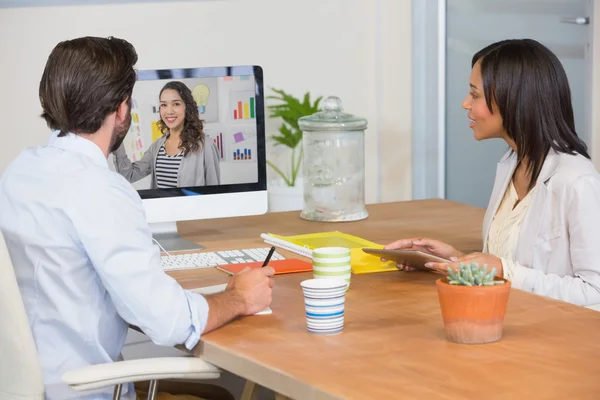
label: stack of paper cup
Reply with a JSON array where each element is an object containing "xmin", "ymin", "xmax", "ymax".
[
  {"xmin": 312, "ymin": 247, "xmax": 351, "ymax": 289},
  {"xmin": 301, "ymin": 278, "xmax": 348, "ymax": 335}
]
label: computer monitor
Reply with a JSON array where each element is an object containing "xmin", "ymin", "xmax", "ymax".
[{"xmin": 111, "ymin": 66, "xmax": 267, "ymax": 252}]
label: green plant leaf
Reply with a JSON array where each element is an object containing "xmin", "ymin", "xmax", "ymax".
[
  {"xmin": 266, "ymin": 160, "xmax": 292, "ymax": 186},
  {"xmin": 267, "ymin": 87, "xmax": 322, "ymax": 184},
  {"xmin": 270, "ymin": 124, "xmax": 300, "ymax": 148}
]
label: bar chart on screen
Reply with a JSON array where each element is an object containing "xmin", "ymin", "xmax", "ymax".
[
  {"xmin": 233, "ymin": 148, "xmax": 252, "ymax": 161},
  {"xmin": 212, "ymin": 132, "xmax": 225, "ymax": 160},
  {"xmin": 230, "ymin": 90, "xmax": 256, "ymax": 120}
]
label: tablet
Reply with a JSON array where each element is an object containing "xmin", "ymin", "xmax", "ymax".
[{"xmin": 361, "ymin": 248, "xmax": 449, "ymax": 271}]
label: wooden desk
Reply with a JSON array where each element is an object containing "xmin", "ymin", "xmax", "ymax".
[{"xmin": 171, "ymin": 200, "xmax": 600, "ymax": 399}]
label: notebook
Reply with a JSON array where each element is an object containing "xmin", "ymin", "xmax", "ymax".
[
  {"xmin": 216, "ymin": 259, "xmax": 312, "ymax": 275},
  {"xmin": 260, "ymin": 231, "xmax": 397, "ymax": 274}
]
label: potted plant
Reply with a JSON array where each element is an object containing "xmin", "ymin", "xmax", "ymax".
[
  {"xmin": 435, "ymin": 262, "xmax": 511, "ymax": 344},
  {"xmin": 266, "ymin": 88, "xmax": 322, "ymax": 212}
]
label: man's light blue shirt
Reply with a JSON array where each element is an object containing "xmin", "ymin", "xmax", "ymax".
[{"xmin": 0, "ymin": 132, "xmax": 209, "ymax": 399}]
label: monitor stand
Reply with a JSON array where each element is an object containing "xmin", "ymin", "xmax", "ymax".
[{"xmin": 149, "ymin": 221, "xmax": 205, "ymax": 253}]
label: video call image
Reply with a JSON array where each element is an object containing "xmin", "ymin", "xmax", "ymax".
[{"xmin": 110, "ymin": 74, "xmax": 259, "ymax": 191}]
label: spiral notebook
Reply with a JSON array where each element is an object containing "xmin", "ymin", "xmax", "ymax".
[{"xmin": 260, "ymin": 231, "xmax": 397, "ymax": 274}]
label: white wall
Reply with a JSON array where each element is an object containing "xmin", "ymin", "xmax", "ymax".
[
  {"xmin": 0, "ymin": 0, "xmax": 412, "ymax": 203},
  {"xmin": 379, "ymin": 0, "xmax": 412, "ymax": 202}
]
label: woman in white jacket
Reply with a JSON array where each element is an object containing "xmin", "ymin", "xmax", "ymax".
[{"xmin": 387, "ymin": 39, "xmax": 600, "ymax": 306}]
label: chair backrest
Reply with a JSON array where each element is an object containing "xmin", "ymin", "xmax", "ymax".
[{"xmin": 0, "ymin": 231, "xmax": 45, "ymax": 399}]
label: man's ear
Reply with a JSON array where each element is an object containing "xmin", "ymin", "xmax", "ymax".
[{"xmin": 116, "ymin": 97, "xmax": 130, "ymax": 123}]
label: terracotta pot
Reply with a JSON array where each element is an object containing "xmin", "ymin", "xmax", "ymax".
[{"xmin": 435, "ymin": 277, "xmax": 511, "ymax": 344}]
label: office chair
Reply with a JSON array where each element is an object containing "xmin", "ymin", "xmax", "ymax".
[{"xmin": 0, "ymin": 231, "xmax": 221, "ymax": 400}]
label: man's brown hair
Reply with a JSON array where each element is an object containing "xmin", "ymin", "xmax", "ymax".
[{"xmin": 39, "ymin": 36, "xmax": 138, "ymax": 136}]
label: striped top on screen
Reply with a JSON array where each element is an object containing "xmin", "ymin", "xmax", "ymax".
[{"xmin": 155, "ymin": 145, "xmax": 184, "ymax": 188}]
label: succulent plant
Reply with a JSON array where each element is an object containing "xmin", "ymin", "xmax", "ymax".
[{"xmin": 447, "ymin": 262, "xmax": 505, "ymax": 286}]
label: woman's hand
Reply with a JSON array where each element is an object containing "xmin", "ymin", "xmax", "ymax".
[
  {"xmin": 424, "ymin": 252, "xmax": 504, "ymax": 277},
  {"xmin": 383, "ymin": 237, "xmax": 465, "ymax": 271}
]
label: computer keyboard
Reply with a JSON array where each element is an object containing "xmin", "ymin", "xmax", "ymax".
[{"xmin": 160, "ymin": 247, "xmax": 285, "ymax": 271}]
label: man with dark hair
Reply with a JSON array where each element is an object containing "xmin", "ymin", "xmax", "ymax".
[{"xmin": 0, "ymin": 36, "xmax": 273, "ymax": 400}]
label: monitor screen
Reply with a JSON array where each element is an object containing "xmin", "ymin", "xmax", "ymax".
[{"xmin": 114, "ymin": 65, "xmax": 266, "ymax": 199}]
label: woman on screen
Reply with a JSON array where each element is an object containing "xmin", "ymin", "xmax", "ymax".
[
  {"xmin": 113, "ymin": 81, "xmax": 220, "ymax": 188},
  {"xmin": 386, "ymin": 39, "xmax": 600, "ymax": 306}
]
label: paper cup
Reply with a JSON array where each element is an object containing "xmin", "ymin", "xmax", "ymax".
[
  {"xmin": 312, "ymin": 247, "xmax": 351, "ymax": 289},
  {"xmin": 301, "ymin": 278, "xmax": 347, "ymax": 335},
  {"xmin": 313, "ymin": 247, "xmax": 351, "ymax": 259}
]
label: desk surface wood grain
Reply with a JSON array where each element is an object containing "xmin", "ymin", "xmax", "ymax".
[{"xmin": 168, "ymin": 199, "xmax": 600, "ymax": 399}]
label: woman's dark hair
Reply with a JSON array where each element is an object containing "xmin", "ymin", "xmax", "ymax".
[
  {"xmin": 157, "ymin": 81, "xmax": 205, "ymax": 155},
  {"xmin": 39, "ymin": 36, "xmax": 138, "ymax": 136},
  {"xmin": 472, "ymin": 38, "xmax": 589, "ymax": 189}
]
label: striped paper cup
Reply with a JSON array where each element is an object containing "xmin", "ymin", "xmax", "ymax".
[
  {"xmin": 301, "ymin": 278, "xmax": 347, "ymax": 335},
  {"xmin": 312, "ymin": 247, "xmax": 351, "ymax": 290}
]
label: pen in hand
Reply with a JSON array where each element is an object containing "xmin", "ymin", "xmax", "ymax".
[{"xmin": 261, "ymin": 246, "xmax": 276, "ymax": 267}]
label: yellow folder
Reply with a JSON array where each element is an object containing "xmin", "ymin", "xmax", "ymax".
[{"xmin": 260, "ymin": 231, "xmax": 397, "ymax": 274}]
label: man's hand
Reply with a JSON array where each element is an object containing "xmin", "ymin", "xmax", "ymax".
[
  {"xmin": 204, "ymin": 266, "xmax": 275, "ymax": 333},
  {"xmin": 227, "ymin": 266, "xmax": 275, "ymax": 315}
]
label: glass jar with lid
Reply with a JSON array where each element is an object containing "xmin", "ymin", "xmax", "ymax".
[{"xmin": 298, "ymin": 96, "xmax": 368, "ymax": 222}]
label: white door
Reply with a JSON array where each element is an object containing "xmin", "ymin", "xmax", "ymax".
[{"xmin": 444, "ymin": 0, "xmax": 593, "ymax": 208}]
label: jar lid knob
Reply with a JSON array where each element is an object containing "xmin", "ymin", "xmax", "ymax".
[{"xmin": 322, "ymin": 96, "xmax": 343, "ymax": 113}]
